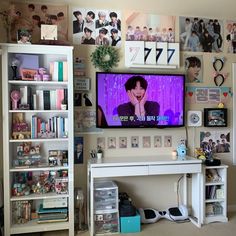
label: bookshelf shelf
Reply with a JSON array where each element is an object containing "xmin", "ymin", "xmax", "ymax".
[
  {"xmin": 9, "ymin": 110, "xmax": 69, "ymax": 113},
  {"xmin": 10, "ymin": 166, "xmax": 69, "ymax": 172},
  {"xmin": 10, "ymin": 192, "xmax": 69, "ymax": 201},
  {"xmin": 201, "ymin": 165, "xmax": 228, "ymax": 224},
  {"xmin": 8, "ymin": 81, "xmax": 68, "ymax": 86},
  {"xmin": 1, "ymin": 43, "xmax": 74, "ymax": 236}
]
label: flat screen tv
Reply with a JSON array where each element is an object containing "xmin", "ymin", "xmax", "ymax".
[{"xmin": 96, "ymin": 72, "xmax": 185, "ymax": 128}]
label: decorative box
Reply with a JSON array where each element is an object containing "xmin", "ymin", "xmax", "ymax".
[{"xmin": 120, "ymin": 211, "xmax": 141, "ymax": 233}]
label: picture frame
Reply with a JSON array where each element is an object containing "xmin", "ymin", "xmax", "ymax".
[
  {"xmin": 204, "ymin": 108, "xmax": 227, "ymax": 127},
  {"xmin": 20, "ymin": 68, "xmax": 38, "ymax": 81}
]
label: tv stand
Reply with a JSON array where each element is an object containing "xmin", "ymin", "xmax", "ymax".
[{"xmin": 87, "ymin": 155, "xmax": 202, "ymax": 235}]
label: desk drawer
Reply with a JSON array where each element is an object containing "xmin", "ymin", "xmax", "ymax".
[
  {"xmin": 149, "ymin": 164, "xmax": 201, "ymax": 175},
  {"xmin": 92, "ymin": 166, "xmax": 148, "ymax": 177}
]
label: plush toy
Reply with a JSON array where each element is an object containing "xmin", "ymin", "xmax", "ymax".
[{"xmin": 176, "ymin": 143, "xmax": 187, "ymax": 160}]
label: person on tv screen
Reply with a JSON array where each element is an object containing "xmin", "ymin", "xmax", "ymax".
[{"xmin": 117, "ymin": 75, "xmax": 159, "ymax": 126}]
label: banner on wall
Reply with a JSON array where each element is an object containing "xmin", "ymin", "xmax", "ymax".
[{"xmin": 186, "ymin": 86, "xmax": 232, "ymax": 104}]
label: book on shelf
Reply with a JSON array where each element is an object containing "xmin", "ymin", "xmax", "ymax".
[
  {"xmin": 33, "ymin": 89, "xmax": 67, "ymax": 110},
  {"xmin": 50, "ymin": 61, "xmax": 68, "ymax": 82}
]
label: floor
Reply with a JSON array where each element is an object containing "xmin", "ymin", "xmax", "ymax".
[{"xmin": 38, "ymin": 211, "xmax": 236, "ymax": 236}]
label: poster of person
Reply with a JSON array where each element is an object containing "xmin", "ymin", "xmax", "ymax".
[
  {"xmin": 74, "ymin": 108, "xmax": 102, "ymax": 133},
  {"xmin": 108, "ymin": 137, "xmax": 116, "ymax": 149},
  {"xmin": 124, "ymin": 11, "xmax": 175, "ymax": 42},
  {"xmin": 184, "ymin": 55, "xmax": 203, "ymax": 83},
  {"xmin": 154, "ymin": 136, "xmax": 162, "ymax": 147},
  {"xmin": 200, "ymin": 131, "xmax": 230, "ymax": 153},
  {"xmin": 226, "ymin": 20, "xmax": 236, "ymax": 53},
  {"xmin": 74, "ymin": 137, "xmax": 83, "ymax": 164},
  {"xmin": 97, "ymin": 137, "xmax": 105, "ymax": 150},
  {"xmin": 72, "ymin": 8, "xmax": 121, "ymax": 47},
  {"xmin": 179, "ymin": 16, "xmax": 223, "ymax": 52},
  {"xmin": 10, "ymin": 2, "xmax": 68, "ymax": 44}
]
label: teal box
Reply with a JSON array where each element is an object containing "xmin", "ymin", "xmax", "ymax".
[{"xmin": 120, "ymin": 211, "xmax": 141, "ymax": 233}]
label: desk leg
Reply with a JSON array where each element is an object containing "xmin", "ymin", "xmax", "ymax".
[
  {"xmin": 189, "ymin": 172, "xmax": 202, "ymax": 228},
  {"xmin": 90, "ymin": 173, "xmax": 94, "ymax": 236},
  {"xmin": 183, "ymin": 174, "xmax": 187, "ymax": 206}
]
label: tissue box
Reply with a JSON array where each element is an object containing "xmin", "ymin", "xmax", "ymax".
[{"xmin": 120, "ymin": 211, "xmax": 141, "ymax": 233}]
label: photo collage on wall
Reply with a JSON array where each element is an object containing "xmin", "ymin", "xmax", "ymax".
[{"xmin": 72, "ymin": 8, "xmax": 121, "ymax": 46}]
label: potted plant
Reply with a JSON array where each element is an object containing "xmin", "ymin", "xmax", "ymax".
[{"xmin": 97, "ymin": 146, "xmax": 103, "ymax": 159}]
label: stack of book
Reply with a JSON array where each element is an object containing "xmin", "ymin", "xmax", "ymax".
[{"xmin": 37, "ymin": 204, "xmax": 68, "ymax": 223}]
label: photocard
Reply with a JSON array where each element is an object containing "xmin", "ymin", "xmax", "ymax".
[
  {"xmin": 108, "ymin": 137, "xmax": 116, "ymax": 149},
  {"xmin": 119, "ymin": 137, "xmax": 127, "ymax": 148},
  {"xmin": 131, "ymin": 136, "xmax": 139, "ymax": 148}
]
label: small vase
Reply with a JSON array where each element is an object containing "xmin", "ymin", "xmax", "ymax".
[{"xmin": 97, "ymin": 153, "xmax": 102, "ymax": 159}]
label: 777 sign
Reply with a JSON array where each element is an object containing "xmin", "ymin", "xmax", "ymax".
[{"xmin": 125, "ymin": 41, "xmax": 179, "ymax": 68}]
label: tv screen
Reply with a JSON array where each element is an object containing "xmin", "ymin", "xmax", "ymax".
[{"xmin": 96, "ymin": 72, "xmax": 185, "ymax": 128}]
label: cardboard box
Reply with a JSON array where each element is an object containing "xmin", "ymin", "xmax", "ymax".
[{"xmin": 120, "ymin": 211, "xmax": 141, "ymax": 233}]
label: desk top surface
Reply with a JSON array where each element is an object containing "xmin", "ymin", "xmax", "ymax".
[{"xmin": 88, "ymin": 155, "xmax": 202, "ymax": 167}]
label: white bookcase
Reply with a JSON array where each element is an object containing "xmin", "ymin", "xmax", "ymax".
[
  {"xmin": 1, "ymin": 44, "xmax": 74, "ymax": 236},
  {"xmin": 201, "ymin": 165, "xmax": 228, "ymax": 224}
]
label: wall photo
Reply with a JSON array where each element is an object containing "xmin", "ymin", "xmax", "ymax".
[
  {"xmin": 74, "ymin": 137, "xmax": 83, "ymax": 164},
  {"xmin": 125, "ymin": 11, "xmax": 176, "ymax": 42},
  {"xmin": 184, "ymin": 55, "xmax": 203, "ymax": 83},
  {"xmin": 11, "ymin": 2, "xmax": 68, "ymax": 44},
  {"xmin": 72, "ymin": 8, "xmax": 121, "ymax": 47},
  {"xmin": 179, "ymin": 16, "xmax": 223, "ymax": 52},
  {"xmin": 200, "ymin": 131, "xmax": 230, "ymax": 153}
]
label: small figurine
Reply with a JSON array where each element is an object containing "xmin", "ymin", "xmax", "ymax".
[{"xmin": 176, "ymin": 143, "xmax": 187, "ymax": 160}]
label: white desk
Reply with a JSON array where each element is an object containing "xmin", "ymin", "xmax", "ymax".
[{"xmin": 87, "ymin": 155, "xmax": 202, "ymax": 236}]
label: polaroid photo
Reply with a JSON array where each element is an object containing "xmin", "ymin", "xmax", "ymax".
[
  {"xmin": 143, "ymin": 136, "xmax": 151, "ymax": 148},
  {"xmin": 41, "ymin": 24, "xmax": 58, "ymax": 40},
  {"xmin": 119, "ymin": 137, "xmax": 127, "ymax": 148},
  {"xmin": 97, "ymin": 137, "xmax": 105, "ymax": 150},
  {"xmin": 131, "ymin": 136, "xmax": 139, "ymax": 148},
  {"xmin": 154, "ymin": 136, "xmax": 162, "ymax": 147},
  {"xmin": 164, "ymin": 136, "xmax": 172, "ymax": 147},
  {"xmin": 108, "ymin": 137, "xmax": 116, "ymax": 149},
  {"xmin": 17, "ymin": 29, "xmax": 32, "ymax": 44}
]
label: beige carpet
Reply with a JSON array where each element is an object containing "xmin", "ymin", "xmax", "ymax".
[{"xmin": 40, "ymin": 211, "xmax": 236, "ymax": 236}]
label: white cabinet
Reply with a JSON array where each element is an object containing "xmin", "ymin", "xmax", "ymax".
[
  {"xmin": 201, "ymin": 165, "xmax": 228, "ymax": 224},
  {"xmin": 1, "ymin": 44, "xmax": 74, "ymax": 236},
  {"xmin": 94, "ymin": 180, "xmax": 120, "ymax": 235}
]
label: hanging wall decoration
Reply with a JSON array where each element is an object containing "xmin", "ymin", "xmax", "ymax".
[
  {"xmin": 90, "ymin": 45, "xmax": 119, "ymax": 71},
  {"xmin": 212, "ymin": 57, "xmax": 228, "ymax": 87},
  {"xmin": 186, "ymin": 86, "xmax": 233, "ymax": 104}
]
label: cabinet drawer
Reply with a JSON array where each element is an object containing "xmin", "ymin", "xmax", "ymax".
[
  {"xmin": 149, "ymin": 164, "xmax": 201, "ymax": 175},
  {"xmin": 92, "ymin": 166, "xmax": 148, "ymax": 177}
]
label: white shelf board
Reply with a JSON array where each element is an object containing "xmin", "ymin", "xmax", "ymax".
[
  {"xmin": 10, "ymin": 192, "xmax": 69, "ymax": 201},
  {"xmin": 9, "ymin": 110, "xmax": 68, "ymax": 113},
  {"xmin": 8, "ymin": 80, "xmax": 68, "ymax": 86},
  {"xmin": 9, "ymin": 138, "xmax": 69, "ymax": 143},
  {"xmin": 10, "ymin": 221, "xmax": 69, "ymax": 234},
  {"xmin": 129, "ymin": 64, "xmax": 178, "ymax": 69},
  {"xmin": 10, "ymin": 166, "xmax": 69, "ymax": 172}
]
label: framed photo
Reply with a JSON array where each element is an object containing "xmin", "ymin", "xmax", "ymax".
[
  {"xmin": 119, "ymin": 137, "xmax": 127, "ymax": 148},
  {"xmin": 17, "ymin": 29, "xmax": 32, "ymax": 44},
  {"xmin": 20, "ymin": 68, "xmax": 38, "ymax": 81},
  {"xmin": 204, "ymin": 108, "xmax": 227, "ymax": 127}
]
